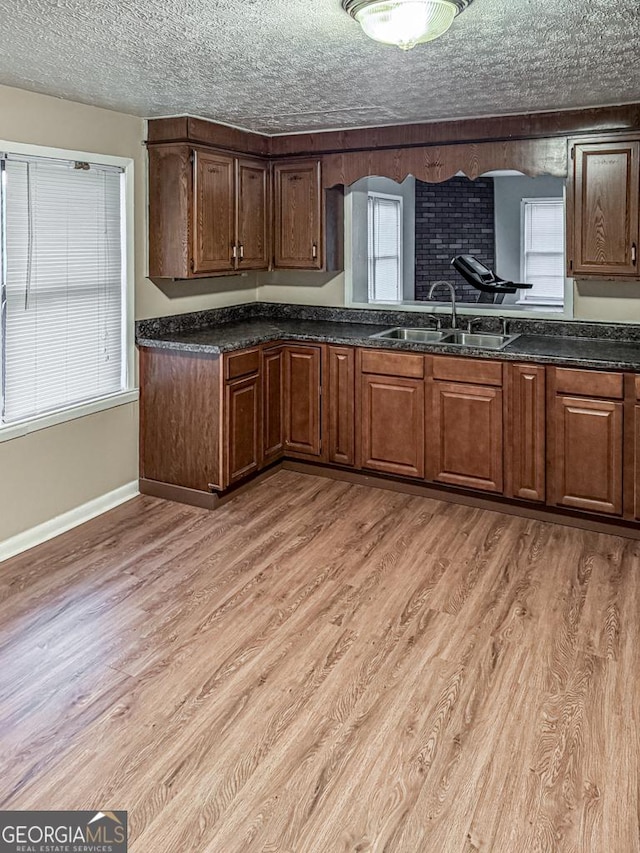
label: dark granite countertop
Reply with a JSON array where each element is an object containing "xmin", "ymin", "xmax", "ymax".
[{"xmin": 136, "ymin": 303, "xmax": 640, "ymax": 372}]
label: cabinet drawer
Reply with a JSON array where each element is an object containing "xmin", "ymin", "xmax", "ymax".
[
  {"xmin": 431, "ymin": 356, "xmax": 503, "ymax": 386},
  {"xmin": 553, "ymin": 367, "xmax": 623, "ymax": 399},
  {"xmin": 225, "ymin": 348, "xmax": 260, "ymax": 380},
  {"xmin": 360, "ymin": 349, "xmax": 424, "ymax": 379}
]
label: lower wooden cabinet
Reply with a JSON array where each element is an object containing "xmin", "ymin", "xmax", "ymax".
[
  {"xmin": 140, "ymin": 347, "xmax": 224, "ymax": 492},
  {"xmin": 327, "ymin": 346, "xmax": 355, "ymax": 466},
  {"xmin": 547, "ymin": 367, "xmax": 625, "ymax": 516},
  {"xmin": 506, "ymin": 364, "xmax": 546, "ymax": 502},
  {"xmin": 141, "ymin": 342, "xmax": 640, "ymax": 528},
  {"xmin": 360, "ymin": 373, "xmax": 425, "ymax": 479},
  {"xmin": 225, "ymin": 374, "xmax": 261, "ymax": 485},
  {"xmin": 262, "ymin": 345, "xmax": 285, "ymax": 464},
  {"xmin": 284, "ymin": 345, "xmax": 322, "ymax": 457},
  {"xmin": 549, "ymin": 395, "xmax": 623, "ymax": 515},
  {"xmin": 428, "ymin": 381, "xmax": 503, "ymax": 493}
]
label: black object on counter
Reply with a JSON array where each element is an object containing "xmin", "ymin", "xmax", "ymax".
[{"xmin": 452, "ymin": 254, "xmax": 533, "ymax": 295}]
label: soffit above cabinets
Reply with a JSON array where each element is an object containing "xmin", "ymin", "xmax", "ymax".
[{"xmin": 0, "ymin": 0, "xmax": 639, "ymax": 134}]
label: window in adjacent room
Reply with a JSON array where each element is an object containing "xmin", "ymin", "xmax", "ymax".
[
  {"xmin": 367, "ymin": 191, "xmax": 403, "ymax": 302},
  {"xmin": 0, "ymin": 150, "xmax": 129, "ymax": 427},
  {"xmin": 519, "ymin": 197, "xmax": 566, "ymax": 306}
]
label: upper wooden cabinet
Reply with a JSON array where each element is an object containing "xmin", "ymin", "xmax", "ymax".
[
  {"xmin": 273, "ymin": 160, "xmax": 323, "ymax": 269},
  {"xmin": 273, "ymin": 160, "xmax": 344, "ymax": 271},
  {"xmin": 193, "ymin": 150, "xmax": 236, "ymax": 274},
  {"xmin": 148, "ymin": 145, "xmax": 268, "ymax": 278},
  {"xmin": 569, "ymin": 140, "xmax": 640, "ymax": 278}
]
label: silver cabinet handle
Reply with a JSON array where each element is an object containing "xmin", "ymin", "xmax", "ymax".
[
  {"xmin": 232, "ymin": 244, "xmax": 237, "ymax": 260},
  {"xmin": 239, "ymin": 244, "xmax": 244, "ymax": 261},
  {"xmin": 312, "ymin": 242, "xmax": 318, "ymax": 260},
  {"xmin": 632, "ymin": 243, "xmax": 637, "ymax": 265}
]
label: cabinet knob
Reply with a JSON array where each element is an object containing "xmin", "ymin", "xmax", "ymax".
[
  {"xmin": 633, "ymin": 243, "xmax": 637, "ymax": 265},
  {"xmin": 232, "ymin": 244, "xmax": 237, "ymax": 260},
  {"xmin": 239, "ymin": 244, "xmax": 244, "ymax": 261},
  {"xmin": 312, "ymin": 242, "xmax": 318, "ymax": 260}
]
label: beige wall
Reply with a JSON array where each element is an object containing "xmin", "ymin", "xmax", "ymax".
[
  {"xmin": 258, "ymin": 271, "xmax": 346, "ymax": 306},
  {"xmin": 573, "ymin": 279, "xmax": 640, "ymax": 323},
  {"xmin": 0, "ymin": 84, "xmax": 256, "ymax": 544}
]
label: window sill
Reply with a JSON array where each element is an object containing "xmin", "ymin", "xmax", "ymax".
[{"xmin": 0, "ymin": 389, "xmax": 140, "ymax": 444}]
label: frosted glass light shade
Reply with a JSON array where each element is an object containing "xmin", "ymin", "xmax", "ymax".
[{"xmin": 352, "ymin": 0, "xmax": 458, "ymax": 50}]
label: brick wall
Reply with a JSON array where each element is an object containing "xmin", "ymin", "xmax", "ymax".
[{"xmin": 414, "ymin": 177, "xmax": 495, "ymax": 302}]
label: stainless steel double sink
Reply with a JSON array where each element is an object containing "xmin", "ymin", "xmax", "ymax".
[{"xmin": 369, "ymin": 327, "xmax": 520, "ymax": 350}]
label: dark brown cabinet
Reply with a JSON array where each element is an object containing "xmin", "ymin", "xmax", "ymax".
[
  {"xmin": 148, "ymin": 145, "xmax": 269, "ymax": 278},
  {"xmin": 262, "ymin": 345, "xmax": 285, "ymax": 463},
  {"xmin": 327, "ymin": 346, "xmax": 355, "ymax": 466},
  {"xmin": 284, "ymin": 345, "xmax": 322, "ymax": 457},
  {"xmin": 427, "ymin": 357, "xmax": 504, "ymax": 493},
  {"xmin": 358, "ymin": 350, "xmax": 425, "ymax": 479},
  {"xmin": 570, "ymin": 140, "xmax": 640, "ymax": 278},
  {"xmin": 193, "ymin": 150, "xmax": 236, "ymax": 274},
  {"xmin": 226, "ymin": 374, "xmax": 261, "ymax": 484},
  {"xmin": 273, "ymin": 160, "xmax": 323, "ymax": 269},
  {"xmin": 506, "ymin": 363, "xmax": 546, "ymax": 502},
  {"xmin": 237, "ymin": 158, "xmax": 270, "ymax": 270},
  {"xmin": 548, "ymin": 368, "xmax": 624, "ymax": 516},
  {"xmin": 140, "ymin": 347, "xmax": 224, "ymax": 492}
]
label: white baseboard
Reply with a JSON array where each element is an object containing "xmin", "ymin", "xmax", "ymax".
[{"xmin": 0, "ymin": 481, "xmax": 140, "ymax": 564}]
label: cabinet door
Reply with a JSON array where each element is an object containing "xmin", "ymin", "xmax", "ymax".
[
  {"xmin": 572, "ymin": 141, "xmax": 640, "ymax": 277},
  {"xmin": 360, "ymin": 374, "xmax": 425, "ymax": 479},
  {"xmin": 284, "ymin": 346, "xmax": 322, "ymax": 456},
  {"xmin": 262, "ymin": 346, "xmax": 284, "ymax": 463},
  {"xmin": 506, "ymin": 364, "xmax": 546, "ymax": 502},
  {"xmin": 328, "ymin": 346, "xmax": 355, "ymax": 466},
  {"xmin": 225, "ymin": 375, "xmax": 261, "ymax": 485},
  {"xmin": 274, "ymin": 160, "xmax": 322, "ymax": 269},
  {"xmin": 237, "ymin": 158, "xmax": 269, "ymax": 270},
  {"xmin": 550, "ymin": 395, "xmax": 623, "ymax": 515},
  {"xmin": 429, "ymin": 382, "xmax": 503, "ymax": 493},
  {"xmin": 193, "ymin": 150, "xmax": 236, "ymax": 274}
]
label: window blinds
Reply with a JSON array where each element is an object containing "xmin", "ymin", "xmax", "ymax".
[
  {"xmin": 367, "ymin": 193, "xmax": 403, "ymax": 302},
  {"xmin": 521, "ymin": 198, "xmax": 565, "ymax": 305},
  {"xmin": 1, "ymin": 155, "xmax": 125, "ymax": 424}
]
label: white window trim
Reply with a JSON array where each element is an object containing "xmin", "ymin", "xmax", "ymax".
[
  {"xmin": 367, "ymin": 191, "xmax": 404, "ymax": 303},
  {"xmin": 0, "ymin": 139, "xmax": 137, "ymax": 442},
  {"xmin": 517, "ymin": 196, "xmax": 566, "ymax": 307}
]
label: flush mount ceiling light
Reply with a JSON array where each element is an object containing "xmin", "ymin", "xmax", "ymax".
[{"xmin": 342, "ymin": 0, "xmax": 471, "ymax": 50}]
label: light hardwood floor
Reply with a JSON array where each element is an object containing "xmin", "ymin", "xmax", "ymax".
[{"xmin": 1, "ymin": 470, "xmax": 639, "ymax": 852}]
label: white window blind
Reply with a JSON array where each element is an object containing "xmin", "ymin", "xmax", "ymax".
[
  {"xmin": 519, "ymin": 197, "xmax": 565, "ymax": 305},
  {"xmin": 1, "ymin": 154, "xmax": 125, "ymax": 424},
  {"xmin": 368, "ymin": 192, "xmax": 403, "ymax": 302}
]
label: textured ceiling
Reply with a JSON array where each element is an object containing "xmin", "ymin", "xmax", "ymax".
[{"xmin": 0, "ymin": 0, "xmax": 639, "ymax": 134}]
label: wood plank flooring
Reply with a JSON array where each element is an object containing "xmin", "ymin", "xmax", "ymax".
[{"xmin": 1, "ymin": 469, "xmax": 639, "ymax": 852}]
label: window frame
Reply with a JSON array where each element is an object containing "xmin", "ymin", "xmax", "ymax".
[
  {"xmin": 0, "ymin": 140, "xmax": 137, "ymax": 444},
  {"xmin": 518, "ymin": 196, "xmax": 566, "ymax": 307},
  {"xmin": 367, "ymin": 190, "xmax": 404, "ymax": 303}
]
